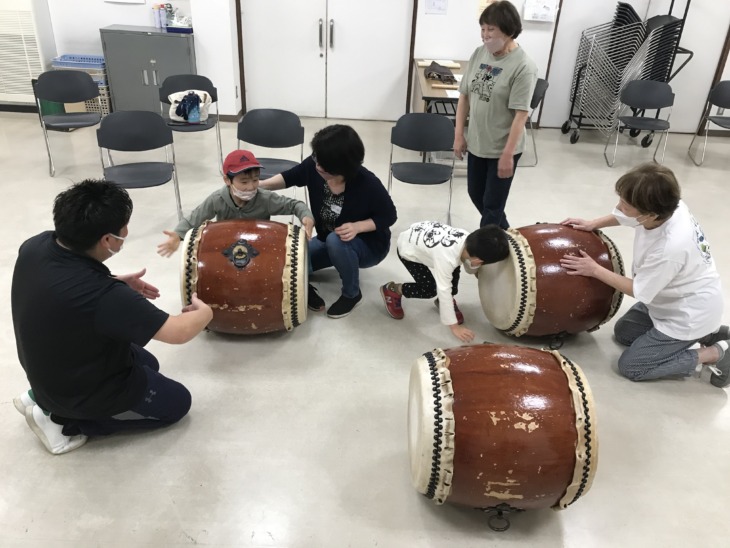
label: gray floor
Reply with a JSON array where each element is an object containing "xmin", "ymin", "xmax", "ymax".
[{"xmin": 1, "ymin": 111, "xmax": 728, "ymax": 548}]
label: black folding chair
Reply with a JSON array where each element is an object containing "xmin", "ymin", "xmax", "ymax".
[
  {"xmin": 522, "ymin": 78, "xmax": 550, "ymax": 167},
  {"xmin": 604, "ymin": 79, "xmax": 674, "ymax": 167},
  {"xmin": 388, "ymin": 113, "xmax": 455, "ymax": 224},
  {"xmin": 96, "ymin": 111, "xmax": 183, "ymax": 220},
  {"xmin": 159, "ymin": 74, "xmax": 223, "ymax": 173},
  {"xmin": 688, "ymin": 80, "xmax": 730, "ymax": 166},
  {"xmin": 34, "ymin": 70, "xmax": 102, "ymax": 177},
  {"xmin": 237, "ymin": 109, "xmax": 305, "ymax": 179}
]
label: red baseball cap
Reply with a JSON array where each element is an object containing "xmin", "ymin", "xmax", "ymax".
[{"xmin": 223, "ymin": 150, "xmax": 262, "ymax": 177}]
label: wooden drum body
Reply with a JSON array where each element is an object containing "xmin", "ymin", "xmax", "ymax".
[
  {"xmin": 180, "ymin": 219, "xmax": 307, "ymax": 334},
  {"xmin": 479, "ymin": 223, "xmax": 624, "ymax": 337},
  {"xmin": 408, "ymin": 344, "xmax": 597, "ymax": 512}
]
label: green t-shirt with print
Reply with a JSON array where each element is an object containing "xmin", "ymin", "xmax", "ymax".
[{"xmin": 458, "ymin": 44, "xmax": 537, "ymax": 158}]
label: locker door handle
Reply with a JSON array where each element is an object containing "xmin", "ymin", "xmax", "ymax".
[
  {"xmin": 329, "ymin": 19, "xmax": 334, "ymax": 48},
  {"xmin": 142, "ymin": 70, "xmax": 149, "ymax": 86},
  {"xmin": 152, "ymin": 70, "xmax": 158, "ymax": 86},
  {"xmin": 319, "ymin": 19, "xmax": 323, "ymax": 48}
]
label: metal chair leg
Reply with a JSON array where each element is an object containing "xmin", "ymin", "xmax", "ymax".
[
  {"xmin": 603, "ymin": 126, "xmax": 620, "ymax": 167},
  {"xmin": 446, "ymin": 175, "xmax": 454, "ymax": 226},
  {"xmin": 653, "ymin": 130, "xmax": 670, "ymax": 165},
  {"xmin": 40, "ymin": 121, "xmax": 56, "ymax": 177},
  {"xmin": 214, "ymin": 106, "xmax": 224, "ymax": 175},
  {"xmin": 387, "ymin": 147, "xmax": 394, "ymax": 194},
  {"xmin": 687, "ymin": 119, "xmax": 710, "ymax": 166},
  {"xmin": 522, "ymin": 116, "xmax": 538, "ymax": 167},
  {"xmin": 170, "ymin": 145, "xmax": 183, "ymax": 220}
]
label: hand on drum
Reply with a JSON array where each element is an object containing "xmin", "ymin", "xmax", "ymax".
[
  {"xmin": 450, "ymin": 324, "xmax": 475, "ymax": 343},
  {"xmin": 182, "ymin": 292, "xmax": 211, "ymax": 314},
  {"xmin": 115, "ymin": 268, "xmax": 160, "ymax": 300},
  {"xmin": 335, "ymin": 222, "xmax": 359, "ymax": 242},
  {"xmin": 561, "ymin": 218, "xmax": 595, "ymax": 232},
  {"xmin": 302, "ymin": 216, "xmax": 315, "ymax": 241},
  {"xmin": 560, "ymin": 250, "xmax": 598, "ymax": 278},
  {"xmin": 157, "ymin": 231, "xmax": 182, "ymax": 257}
]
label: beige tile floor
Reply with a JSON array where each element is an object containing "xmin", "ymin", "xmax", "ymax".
[{"xmin": 0, "ymin": 110, "xmax": 728, "ymax": 547}]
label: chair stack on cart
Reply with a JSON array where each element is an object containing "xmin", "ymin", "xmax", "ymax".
[{"xmin": 562, "ymin": 1, "xmax": 692, "ymax": 145}]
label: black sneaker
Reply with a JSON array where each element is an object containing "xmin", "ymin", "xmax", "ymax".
[
  {"xmin": 710, "ymin": 347, "xmax": 730, "ymax": 388},
  {"xmin": 308, "ymin": 284, "xmax": 325, "ymax": 312},
  {"xmin": 327, "ymin": 292, "xmax": 363, "ymax": 318},
  {"xmin": 699, "ymin": 325, "xmax": 730, "ymax": 346}
]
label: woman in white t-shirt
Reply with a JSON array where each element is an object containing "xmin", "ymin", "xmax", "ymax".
[{"xmin": 560, "ymin": 163, "xmax": 729, "ymax": 387}]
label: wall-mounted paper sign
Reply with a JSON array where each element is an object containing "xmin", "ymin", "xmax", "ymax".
[
  {"xmin": 104, "ymin": 0, "xmax": 146, "ymax": 4},
  {"xmin": 524, "ymin": 0, "xmax": 557, "ymax": 22},
  {"xmin": 426, "ymin": 0, "xmax": 448, "ymax": 15},
  {"xmin": 477, "ymin": 0, "xmax": 496, "ymax": 19}
]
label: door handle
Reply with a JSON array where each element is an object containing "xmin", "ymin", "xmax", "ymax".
[
  {"xmin": 319, "ymin": 19, "xmax": 323, "ymax": 48},
  {"xmin": 329, "ymin": 19, "xmax": 334, "ymax": 48},
  {"xmin": 142, "ymin": 70, "xmax": 149, "ymax": 86},
  {"xmin": 152, "ymin": 70, "xmax": 158, "ymax": 86}
]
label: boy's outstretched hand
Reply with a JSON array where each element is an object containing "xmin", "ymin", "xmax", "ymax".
[
  {"xmin": 450, "ymin": 324, "xmax": 475, "ymax": 343},
  {"xmin": 157, "ymin": 231, "xmax": 181, "ymax": 258}
]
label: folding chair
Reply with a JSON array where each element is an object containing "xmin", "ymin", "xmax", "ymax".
[
  {"xmin": 159, "ymin": 74, "xmax": 223, "ymax": 173},
  {"xmin": 237, "ymin": 109, "xmax": 305, "ymax": 179},
  {"xmin": 604, "ymin": 79, "xmax": 674, "ymax": 168},
  {"xmin": 388, "ymin": 113, "xmax": 455, "ymax": 224},
  {"xmin": 96, "ymin": 111, "xmax": 183, "ymax": 220},
  {"xmin": 522, "ymin": 78, "xmax": 550, "ymax": 167},
  {"xmin": 34, "ymin": 70, "xmax": 102, "ymax": 177},
  {"xmin": 688, "ymin": 80, "xmax": 730, "ymax": 166}
]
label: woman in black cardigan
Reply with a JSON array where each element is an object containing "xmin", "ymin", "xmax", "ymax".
[{"xmin": 260, "ymin": 125, "xmax": 397, "ymax": 318}]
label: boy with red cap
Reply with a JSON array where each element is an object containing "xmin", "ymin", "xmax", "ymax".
[{"xmin": 158, "ymin": 150, "xmax": 315, "ymax": 256}]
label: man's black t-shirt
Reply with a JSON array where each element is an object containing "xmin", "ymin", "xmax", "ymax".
[{"xmin": 11, "ymin": 232, "xmax": 169, "ymax": 419}]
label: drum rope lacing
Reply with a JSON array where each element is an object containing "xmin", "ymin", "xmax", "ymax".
[
  {"xmin": 563, "ymin": 354, "xmax": 593, "ymax": 506},
  {"xmin": 289, "ymin": 224, "xmax": 301, "ymax": 328},
  {"xmin": 184, "ymin": 224, "xmax": 202, "ymax": 305},
  {"xmin": 424, "ymin": 350, "xmax": 444, "ymax": 502},
  {"xmin": 505, "ymin": 233, "xmax": 530, "ymax": 335}
]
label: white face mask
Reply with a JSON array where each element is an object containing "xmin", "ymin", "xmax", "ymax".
[
  {"xmin": 232, "ymin": 187, "xmax": 257, "ymax": 201},
  {"xmin": 107, "ymin": 232, "xmax": 125, "ymax": 255},
  {"xmin": 612, "ymin": 207, "xmax": 648, "ymax": 228},
  {"xmin": 484, "ymin": 36, "xmax": 506, "ymax": 54}
]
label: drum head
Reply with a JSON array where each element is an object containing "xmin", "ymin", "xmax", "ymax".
[{"xmin": 408, "ymin": 359, "xmax": 432, "ymax": 495}]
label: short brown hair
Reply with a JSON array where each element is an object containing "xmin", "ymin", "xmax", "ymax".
[
  {"xmin": 614, "ymin": 163, "xmax": 680, "ymax": 221},
  {"xmin": 479, "ymin": 1, "xmax": 523, "ymax": 39}
]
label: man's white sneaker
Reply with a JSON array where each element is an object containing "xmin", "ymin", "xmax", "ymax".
[{"xmin": 25, "ymin": 405, "xmax": 88, "ymax": 455}]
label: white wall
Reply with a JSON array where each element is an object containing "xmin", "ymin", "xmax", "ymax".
[
  {"xmin": 541, "ymin": 0, "xmax": 730, "ymax": 133},
  {"xmin": 189, "ymin": 0, "xmax": 241, "ymax": 116},
  {"xmin": 414, "ymin": 0, "xmax": 555, "ymax": 78},
  {"xmin": 47, "ymin": 0, "xmax": 191, "ymax": 55}
]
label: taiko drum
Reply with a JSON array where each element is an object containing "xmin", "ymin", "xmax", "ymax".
[
  {"xmin": 408, "ymin": 344, "xmax": 597, "ymax": 512},
  {"xmin": 180, "ymin": 219, "xmax": 307, "ymax": 334},
  {"xmin": 478, "ymin": 223, "xmax": 624, "ymax": 337}
]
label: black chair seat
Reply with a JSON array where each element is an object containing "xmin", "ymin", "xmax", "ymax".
[
  {"xmin": 618, "ymin": 116, "xmax": 670, "ymax": 132},
  {"xmin": 708, "ymin": 115, "xmax": 730, "ymax": 130},
  {"xmin": 391, "ymin": 162, "xmax": 453, "ymax": 185},
  {"xmin": 259, "ymin": 158, "xmax": 299, "ymax": 179},
  {"xmin": 44, "ymin": 112, "xmax": 102, "ymax": 130},
  {"xmin": 104, "ymin": 162, "xmax": 174, "ymax": 188},
  {"xmin": 167, "ymin": 114, "xmax": 219, "ymax": 133}
]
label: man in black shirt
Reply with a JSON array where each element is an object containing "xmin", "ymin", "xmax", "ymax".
[{"xmin": 11, "ymin": 180, "xmax": 213, "ymax": 454}]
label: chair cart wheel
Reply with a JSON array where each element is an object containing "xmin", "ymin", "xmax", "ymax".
[
  {"xmin": 570, "ymin": 130, "xmax": 580, "ymax": 144},
  {"xmin": 641, "ymin": 133, "xmax": 654, "ymax": 148},
  {"xmin": 629, "ymin": 128, "xmax": 641, "ymax": 137},
  {"xmin": 561, "ymin": 121, "xmax": 571, "ymax": 134}
]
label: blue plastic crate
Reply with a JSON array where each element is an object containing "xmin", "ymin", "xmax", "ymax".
[{"xmin": 52, "ymin": 54, "xmax": 105, "ymax": 69}]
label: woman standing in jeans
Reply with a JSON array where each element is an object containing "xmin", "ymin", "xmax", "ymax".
[
  {"xmin": 453, "ymin": 0, "xmax": 537, "ymax": 228},
  {"xmin": 260, "ymin": 124, "xmax": 397, "ymax": 319}
]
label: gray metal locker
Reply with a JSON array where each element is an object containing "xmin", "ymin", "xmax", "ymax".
[{"xmin": 100, "ymin": 25, "xmax": 196, "ymax": 112}]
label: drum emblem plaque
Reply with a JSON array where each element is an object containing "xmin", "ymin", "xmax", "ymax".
[{"xmin": 222, "ymin": 238, "xmax": 259, "ymax": 270}]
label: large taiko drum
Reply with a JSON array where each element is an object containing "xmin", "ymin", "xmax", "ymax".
[
  {"xmin": 478, "ymin": 223, "xmax": 624, "ymax": 337},
  {"xmin": 408, "ymin": 344, "xmax": 597, "ymax": 526},
  {"xmin": 180, "ymin": 219, "xmax": 307, "ymax": 334}
]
